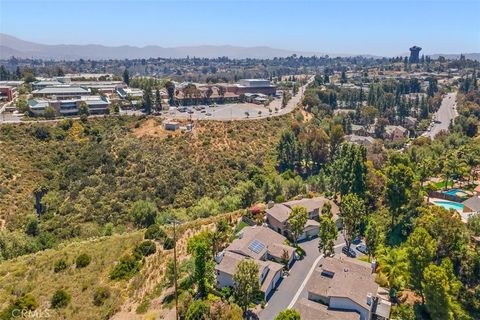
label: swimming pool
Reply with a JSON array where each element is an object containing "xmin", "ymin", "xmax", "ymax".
[
  {"xmin": 444, "ymin": 189, "xmax": 469, "ymax": 197},
  {"xmin": 433, "ymin": 200, "xmax": 464, "ymax": 212}
]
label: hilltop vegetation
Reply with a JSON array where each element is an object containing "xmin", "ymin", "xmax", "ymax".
[
  {"xmin": 0, "ymin": 232, "xmax": 143, "ymax": 320},
  {"xmin": 0, "ymin": 115, "xmax": 294, "ymax": 259}
]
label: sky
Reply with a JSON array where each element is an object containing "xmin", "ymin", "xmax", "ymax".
[{"xmin": 1, "ymin": 0, "xmax": 479, "ymax": 56}]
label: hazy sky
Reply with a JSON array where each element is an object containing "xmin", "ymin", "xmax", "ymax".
[{"xmin": 1, "ymin": 0, "xmax": 479, "ymax": 56}]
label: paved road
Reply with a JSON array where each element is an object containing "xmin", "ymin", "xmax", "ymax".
[
  {"xmin": 258, "ymin": 233, "xmax": 364, "ymax": 320},
  {"xmin": 422, "ymin": 92, "xmax": 458, "ymax": 139}
]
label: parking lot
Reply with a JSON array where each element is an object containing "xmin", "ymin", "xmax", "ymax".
[{"xmin": 162, "ymin": 99, "xmax": 288, "ymax": 121}]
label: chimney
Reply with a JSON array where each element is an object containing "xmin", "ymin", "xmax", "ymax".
[
  {"xmin": 215, "ymin": 250, "xmax": 225, "ymax": 264},
  {"xmin": 371, "ymin": 258, "xmax": 377, "ymax": 273},
  {"xmin": 267, "ymin": 200, "xmax": 274, "ymax": 209},
  {"xmin": 367, "ymin": 293, "xmax": 373, "ymax": 306}
]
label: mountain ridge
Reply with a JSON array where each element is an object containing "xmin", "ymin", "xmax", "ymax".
[
  {"xmin": 0, "ymin": 33, "xmax": 369, "ymax": 60},
  {"xmin": 1, "ymin": 33, "xmax": 478, "ymax": 60}
]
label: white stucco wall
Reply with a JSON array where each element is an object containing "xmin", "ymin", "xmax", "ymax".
[
  {"xmin": 216, "ymin": 270, "xmax": 234, "ymax": 289},
  {"xmin": 329, "ymin": 296, "xmax": 369, "ymax": 320}
]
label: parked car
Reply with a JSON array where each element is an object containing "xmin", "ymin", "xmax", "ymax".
[
  {"xmin": 342, "ymin": 246, "xmax": 357, "ymax": 258},
  {"xmin": 201, "ymin": 110, "xmax": 206, "ymax": 113},
  {"xmin": 356, "ymin": 244, "xmax": 367, "ymax": 254},
  {"xmin": 206, "ymin": 113, "xmax": 212, "ymax": 116}
]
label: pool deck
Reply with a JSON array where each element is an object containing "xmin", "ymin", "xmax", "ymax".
[{"xmin": 428, "ymin": 197, "xmax": 475, "ymax": 223}]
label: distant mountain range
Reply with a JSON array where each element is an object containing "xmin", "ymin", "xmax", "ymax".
[
  {"xmin": 0, "ymin": 34, "xmax": 372, "ymax": 60},
  {"xmin": 0, "ymin": 34, "xmax": 478, "ymax": 61}
]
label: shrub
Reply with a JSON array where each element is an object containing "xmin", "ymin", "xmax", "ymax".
[
  {"xmin": 110, "ymin": 255, "xmax": 141, "ymax": 280},
  {"xmin": 135, "ymin": 299, "xmax": 150, "ymax": 314},
  {"xmin": 54, "ymin": 258, "xmax": 68, "ymax": 273},
  {"xmin": 103, "ymin": 222, "xmax": 114, "ymax": 236},
  {"xmin": 185, "ymin": 300, "xmax": 209, "ymax": 320},
  {"xmin": 163, "ymin": 237, "xmax": 174, "ymax": 250},
  {"xmin": 92, "ymin": 287, "xmax": 111, "ymax": 306},
  {"xmin": 25, "ymin": 215, "xmax": 39, "ymax": 236},
  {"xmin": 275, "ymin": 309, "xmax": 301, "ymax": 320},
  {"xmin": 51, "ymin": 289, "xmax": 70, "ymax": 308},
  {"xmin": 131, "ymin": 200, "xmax": 158, "ymax": 228},
  {"xmin": 32, "ymin": 126, "xmax": 51, "ymax": 140},
  {"xmin": 0, "ymin": 294, "xmax": 38, "ymax": 319},
  {"xmin": 144, "ymin": 224, "xmax": 166, "ymax": 240},
  {"xmin": 134, "ymin": 241, "xmax": 156, "ymax": 258},
  {"xmin": 76, "ymin": 253, "xmax": 91, "ymax": 268}
]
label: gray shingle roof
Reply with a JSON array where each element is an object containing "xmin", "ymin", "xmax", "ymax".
[
  {"xmin": 308, "ymin": 256, "xmax": 378, "ymax": 311},
  {"xmin": 463, "ymin": 196, "xmax": 480, "ymax": 212}
]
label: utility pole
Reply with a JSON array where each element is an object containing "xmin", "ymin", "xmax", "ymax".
[{"xmin": 169, "ymin": 218, "xmax": 182, "ymax": 320}]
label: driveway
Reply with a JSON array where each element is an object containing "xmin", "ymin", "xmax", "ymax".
[{"xmin": 258, "ymin": 234, "xmax": 347, "ymax": 320}]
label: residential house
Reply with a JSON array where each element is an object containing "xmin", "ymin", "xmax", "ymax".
[
  {"xmin": 463, "ymin": 196, "xmax": 480, "ymax": 214},
  {"xmin": 403, "ymin": 116, "xmax": 417, "ymax": 130},
  {"xmin": 215, "ymin": 225, "xmax": 295, "ymax": 300},
  {"xmin": 266, "ymin": 197, "xmax": 340, "ymax": 241},
  {"xmin": 351, "ymin": 124, "xmax": 375, "ymax": 137},
  {"xmin": 293, "ymin": 256, "xmax": 391, "ymax": 320},
  {"xmin": 345, "ymin": 134, "xmax": 375, "ymax": 147},
  {"xmin": 462, "ymin": 196, "xmax": 480, "ymax": 222},
  {"xmin": 384, "ymin": 125, "xmax": 408, "ymax": 141}
]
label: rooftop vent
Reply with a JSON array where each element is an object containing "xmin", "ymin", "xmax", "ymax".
[{"xmin": 267, "ymin": 201, "xmax": 274, "ymax": 209}]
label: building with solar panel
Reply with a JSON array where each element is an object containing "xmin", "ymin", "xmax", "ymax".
[{"xmin": 215, "ymin": 225, "xmax": 296, "ymax": 300}]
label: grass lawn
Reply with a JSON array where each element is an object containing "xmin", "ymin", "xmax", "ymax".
[
  {"xmin": 433, "ymin": 180, "xmax": 454, "ymax": 189},
  {"xmin": 234, "ymin": 220, "xmax": 249, "ymax": 233}
]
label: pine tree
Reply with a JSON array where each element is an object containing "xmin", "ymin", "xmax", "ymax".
[
  {"xmin": 318, "ymin": 203, "xmax": 337, "ymax": 256},
  {"xmin": 122, "ymin": 68, "xmax": 130, "ymax": 86},
  {"xmin": 340, "ymin": 193, "xmax": 366, "ymax": 249},
  {"xmin": 143, "ymin": 88, "xmax": 152, "ymax": 114},
  {"xmin": 233, "ymin": 259, "xmax": 260, "ymax": 313},
  {"xmin": 155, "ymin": 88, "xmax": 162, "ymax": 111}
]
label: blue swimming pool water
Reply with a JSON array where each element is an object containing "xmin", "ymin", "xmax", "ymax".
[
  {"xmin": 433, "ymin": 201, "xmax": 464, "ymax": 212},
  {"xmin": 444, "ymin": 189, "xmax": 468, "ymax": 197}
]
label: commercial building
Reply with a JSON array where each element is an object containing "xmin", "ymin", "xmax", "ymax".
[
  {"xmin": 229, "ymin": 79, "xmax": 277, "ymax": 96},
  {"xmin": 116, "ymin": 87, "xmax": 144, "ymax": 99},
  {"xmin": 0, "ymin": 81, "xmax": 23, "ymax": 102},
  {"xmin": 32, "ymin": 86, "xmax": 91, "ymax": 99},
  {"xmin": 28, "ymin": 96, "xmax": 109, "ymax": 116},
  {"xmin": 293, "ymin": 256, "xmax": 391, "ymax": 320},
  {"xmin": 33, "ymin": 76, "xmax": 126, "ymax": 93},
  {"xmin": 215, "ymin": 225, "xmax": 296, "ymax": 300},
  {"xmin": 0, "ymin": 86, "xmax": 14, "ymax": 101}
]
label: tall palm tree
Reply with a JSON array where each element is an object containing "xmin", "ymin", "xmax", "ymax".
[{"xmin": 377, "ymin": 247, "xmax": 409, "ymax": 289}]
